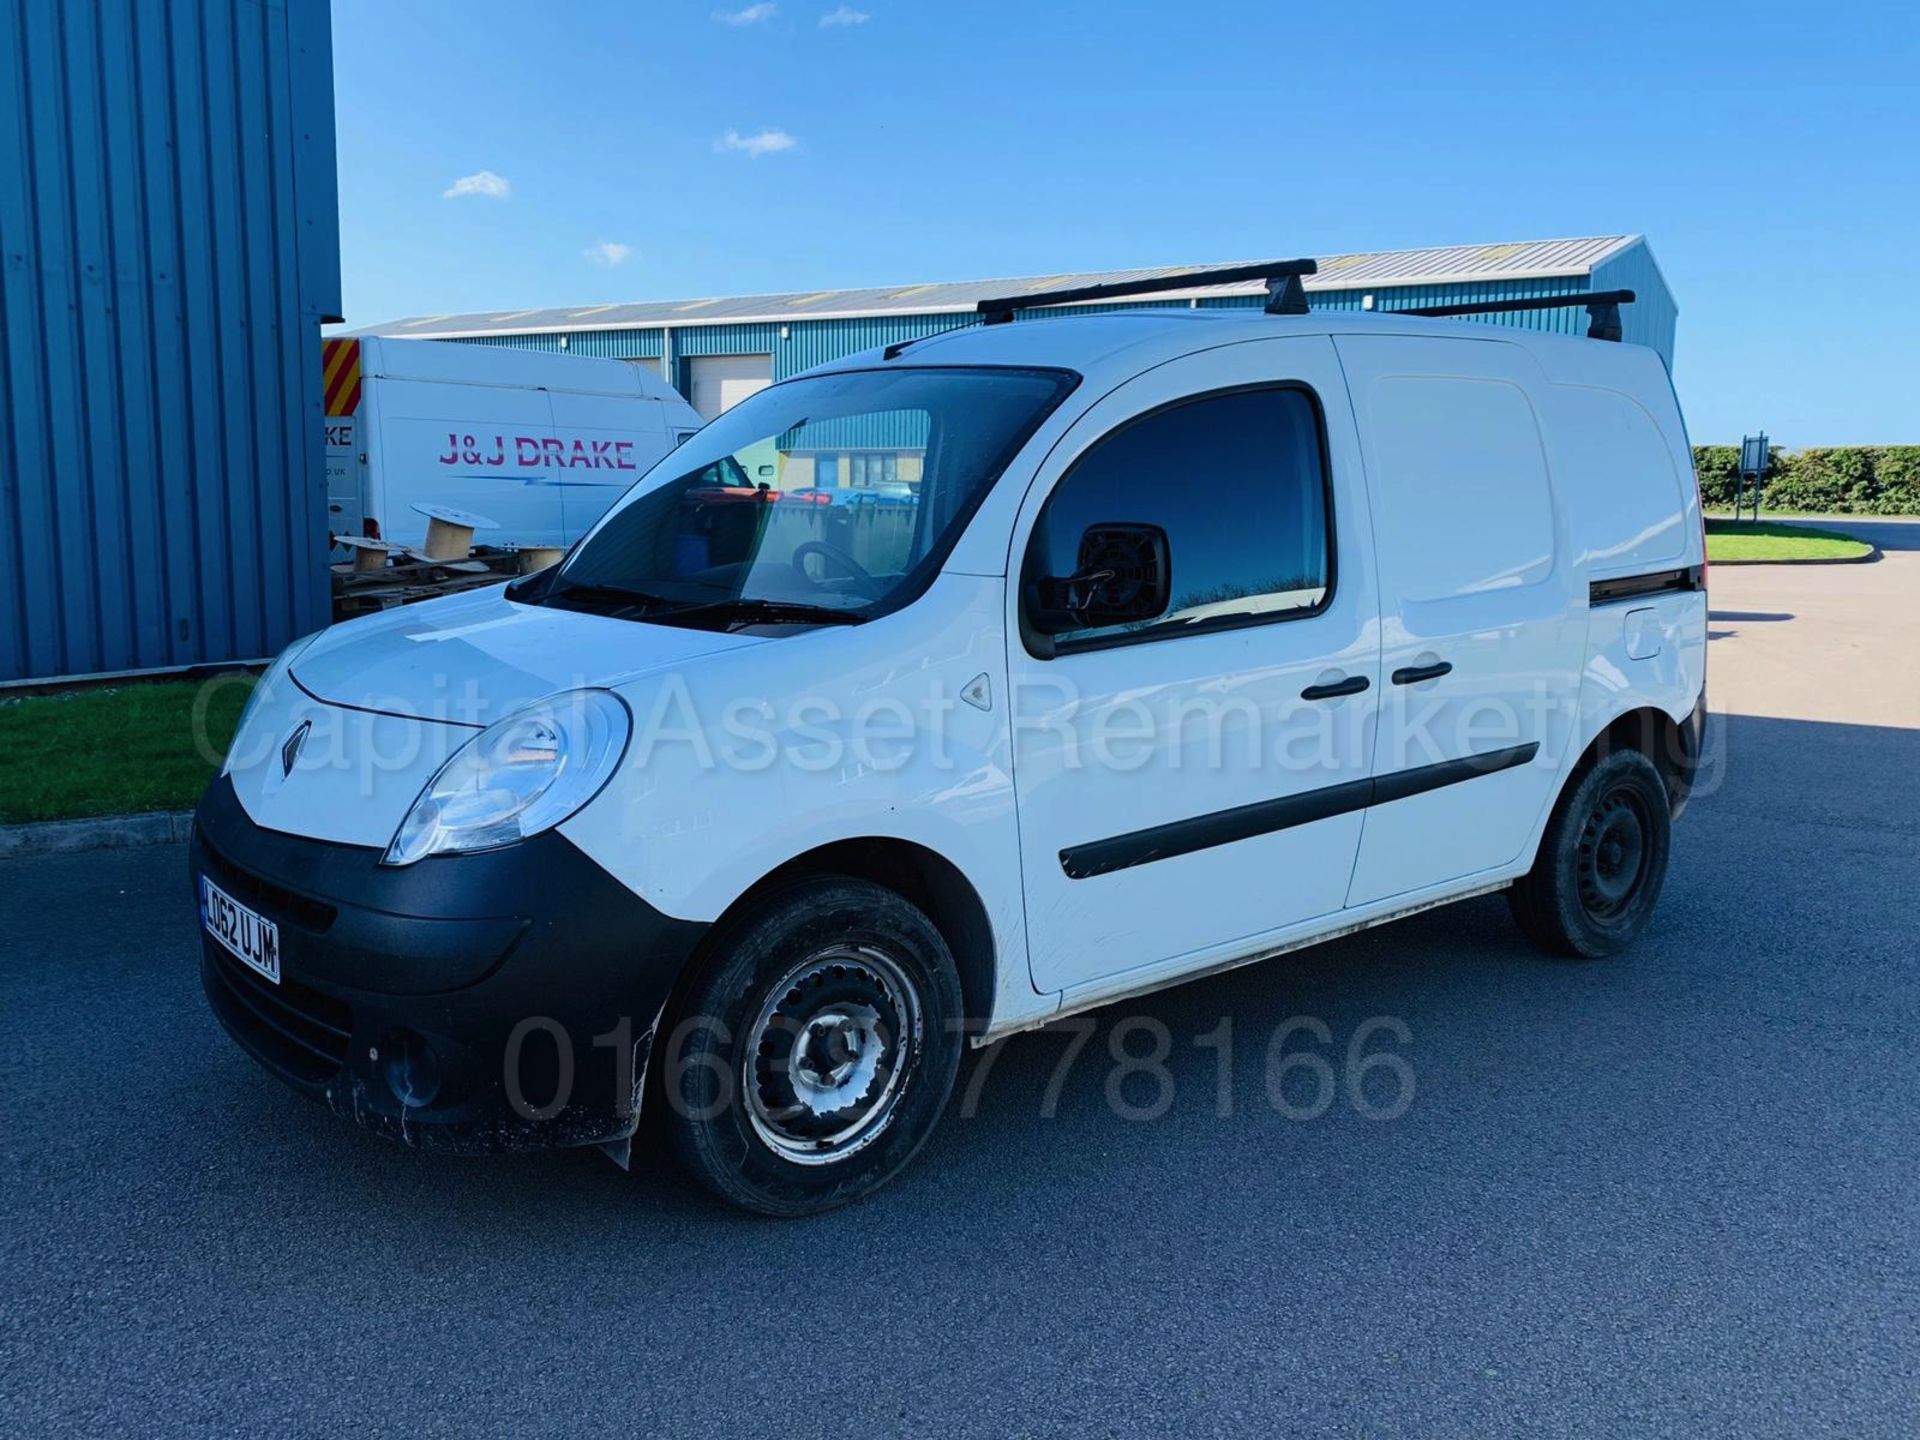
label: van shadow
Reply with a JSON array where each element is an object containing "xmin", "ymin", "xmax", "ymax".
[{"xmin": 1708, "ymin": 609, "xmax": 1794, "ymax": 639}]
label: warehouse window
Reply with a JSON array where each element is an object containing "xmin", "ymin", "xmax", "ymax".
[{"xmin": 850, "ymin": 453, "xmax": 903, "ymax": 488}]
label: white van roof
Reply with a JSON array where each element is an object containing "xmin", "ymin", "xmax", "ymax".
[
  {"xmin": 804, "ymin": 307, "xmax": 1669, "ymax": 391},
  {"xmin": 353, "ymin": 335, "xmax": 685, "ymax": 403}
]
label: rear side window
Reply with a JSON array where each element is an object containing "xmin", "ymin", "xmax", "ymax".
[{"xmin": 1026, "ymin": 387, "xmax": 1332, "ymax": 648}]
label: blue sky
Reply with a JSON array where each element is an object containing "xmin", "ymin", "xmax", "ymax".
[{"xmin": 332, "ymin": 0, "xmax": 1918, "ymax": 444}]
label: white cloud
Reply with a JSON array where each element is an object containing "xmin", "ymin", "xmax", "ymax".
[
  {"xmin": 715, "ymin": 128, "xmax": 798, "ymax": 158},
  {"xmin": 715, "ymin": 3, "xmax": 777, "ymax": 23},
  {"xmin": 585, "ymin": 241, "xmax": 635, "ymax": 267},
  {"xmin": 819, "ymin": 5, "xmax": 869, "ymax": 24},
  {"xmin": 442, "ymin": 170, "xmax": 511, "ymax": 200}
]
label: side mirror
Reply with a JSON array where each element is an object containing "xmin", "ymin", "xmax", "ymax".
[{"xmin": 1031, "ymin": 523, "xmax": 1171, "ymax": 636}]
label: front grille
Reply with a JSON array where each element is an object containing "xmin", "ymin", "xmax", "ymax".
[
  {"xmin": 203, "ymin": 938, "xmax": 354, "ymax": 1083},
  {"xmin": 197, "ymin": 835, "xmax": 338, "ymax": 934}
]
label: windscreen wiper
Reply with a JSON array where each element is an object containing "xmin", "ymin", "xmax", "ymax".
[
  {"xmin": 548, "ymin": 580, "xmax": 677, "ymax": 615},
  {"xmin": 660, "ymin": 597, "xmax": 870, "ymax": 630}
]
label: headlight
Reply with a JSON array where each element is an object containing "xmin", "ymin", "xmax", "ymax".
[
  {"xmin": 383, "ymin": 689, "xmax": 630, "ymax": 866},
  {"xmin": 222, "ymin": 632, "xmax": 320, "ymax": 777}
]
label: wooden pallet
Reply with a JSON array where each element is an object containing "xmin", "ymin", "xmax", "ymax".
[{"xmin": 330, "ymin": 548, "xmax": 521, "ymax": 619}]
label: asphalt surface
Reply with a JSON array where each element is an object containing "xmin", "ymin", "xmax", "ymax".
[{"xmin": 4, "ymin": 531, "xmax": 1918, "ymax": 1435}]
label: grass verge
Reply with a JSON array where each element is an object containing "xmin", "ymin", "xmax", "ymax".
[
  {"xmin": 1704, "ymin": 520, "xmax": 1872, "ymax": 564},
  {"xmin": 0, "ymin": 676, "xmax": 255, "ymax": 825}
]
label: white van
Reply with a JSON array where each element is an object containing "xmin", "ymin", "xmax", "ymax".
[
  {"xmin": 323, "ymin": 336, "xmax": 703, "ymax": 551},
  {"xmin": 204, "ymin": 268, "xmax": 1706, "ymax": 1215}
]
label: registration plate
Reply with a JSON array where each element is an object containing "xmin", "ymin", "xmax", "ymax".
[{"xmin": 200, "ymin": 876, "xmax": 281, "ymax": 984}]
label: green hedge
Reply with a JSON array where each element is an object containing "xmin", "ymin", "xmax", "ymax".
[{"xmin": 1693, "ymin": 446, "xmax": 1920, "ymax": 515}]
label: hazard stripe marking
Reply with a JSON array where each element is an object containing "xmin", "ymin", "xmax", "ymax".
[{"xmin": 323, "ymin": 339, "xmax": 362, "ymax": 416}]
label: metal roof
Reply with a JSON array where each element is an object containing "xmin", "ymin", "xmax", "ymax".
[{"xmin": 355, "ymin": 235, "xmax": 1643, "ymax": 340}]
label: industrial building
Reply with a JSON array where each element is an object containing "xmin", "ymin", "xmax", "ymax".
[
  {"xmin": 0, "ymin": 0, "xmax": 341, "ymax": 684},
  {"xmin": 362, "ymin": 235, "xmax": 1677, "ymax": 428},
  {"xmin": 0, "ymin": 13, "xmax": 1673, "ymax": 697}
]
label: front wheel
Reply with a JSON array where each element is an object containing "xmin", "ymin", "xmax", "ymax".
[
  {"xmin": 658, "ymin": 877, "xmax": 963, "ymax": 1216},
  {"xmin": 1509, "ymin": 747, "xmax": 1673, "ymax": 959}
]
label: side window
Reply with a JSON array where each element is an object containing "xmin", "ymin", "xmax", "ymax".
[{"xmin": 1027, "ymin": 387, "xmax": 1331, "ymax": 648}]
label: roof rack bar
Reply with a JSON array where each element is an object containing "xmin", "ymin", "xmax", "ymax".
[
  {"xmin": 976, "ymin": 259, "xmax": 1319, "ymax": 325},
  {"xmin": 1393, "ymin": 288, "xmax": 1637, "ymax": 341}
]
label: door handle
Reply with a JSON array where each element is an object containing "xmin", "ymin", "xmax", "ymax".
[
  {"xmin": 1391, "ymin": 661, "xmax": 1453, "ymax": 685},
  {"xmin": 1301, "ymin": 675, "xmax": 1370, "ymax": 701}
]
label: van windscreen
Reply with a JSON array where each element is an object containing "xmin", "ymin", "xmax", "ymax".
[{"xmin": 542, "ymin": 366, "xmax": 1076, "ymax": 630}]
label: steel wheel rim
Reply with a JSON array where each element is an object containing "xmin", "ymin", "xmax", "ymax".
[
  {"xmin": 1578, "ymin": 785, "xmax": 1650, "ymax": 920},
  {"xmin": 742, "ymin": 945, "xmax": 922, "ymax": 1166}
]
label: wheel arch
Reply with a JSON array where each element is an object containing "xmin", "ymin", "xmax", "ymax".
[
  {"xmin": 1577, "ymin": 699, "xmax": 1702, "ymax": 816},
  {"xmin": 1509, "ymin": 704, "xmax": 1682, "ymax": 959},
  {"xmin": 686, "ymin": 836, "xmax": 998, "ymax": 1030}
]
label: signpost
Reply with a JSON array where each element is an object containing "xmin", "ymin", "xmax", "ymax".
[{"xmin": 1735, "ymin": 432, "xmax": 1769, "ymax": 521}]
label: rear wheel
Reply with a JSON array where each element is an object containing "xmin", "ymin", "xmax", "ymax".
[
  {"xmin": 1509, "ymin": 747, "xmax": 1672, "ymax": 958},
  {"xmin": 658, "ymin": 877, "xmax": 963, "ymax": 1216}
]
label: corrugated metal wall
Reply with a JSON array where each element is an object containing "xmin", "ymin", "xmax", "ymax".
[
  {"xmin": 0, "ymin": 0, "xmax": 341, "ymax": 682},
  {"xmin": 1590, "ymin": 239, "xmax": 1679, "ymax": 363},
  {"xmin": 443, "ymin": 246, "xmax": 1676, "ymax": 405}
]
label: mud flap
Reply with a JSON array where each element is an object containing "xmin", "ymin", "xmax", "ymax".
[{"xmin": 597, "ymin": 1136, "xmax": 633, "ymax": 1170}]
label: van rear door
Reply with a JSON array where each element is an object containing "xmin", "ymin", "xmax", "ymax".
[{"xmin": 1335, "ymin": 335, "xmax": 1585, "ymax": 906}]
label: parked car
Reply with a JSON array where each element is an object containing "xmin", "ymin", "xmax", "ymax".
[
  {"xmin": 323, "ymin": 336, "xmax": 703, "ymax": 551},
  {"xmin": 785, "ymin": 482, "xmax": 916, "ymax": 506},
  {"xmin": 199, "ymin": 284, "xmax": 1706, "ymax": 1215}
]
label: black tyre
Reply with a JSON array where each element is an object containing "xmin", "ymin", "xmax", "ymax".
[
  {"xmin": 1508, "ymin": 747, "xmax": 1672, "ymax": 959},
  {"xmin": 658, "ymin": 877, "xmax": 963, "ymax": 1216}
]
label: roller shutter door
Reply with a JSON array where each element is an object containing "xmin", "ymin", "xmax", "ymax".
[{"xmin": 688, "ymin": 354, "xmax": 772, "ymax": 419}]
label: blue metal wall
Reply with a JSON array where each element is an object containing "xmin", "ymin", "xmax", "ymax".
[
  {"xmin": 0, "ymin": 0, "xmax": 341, "ymax": 682},
  {"xmin": 1590, "ymin": 240, "xmax": 1679, "ymax": 363},
  {"xmin": 448, "ymin": 241, "xmax": 1676, "ymax": 408}
]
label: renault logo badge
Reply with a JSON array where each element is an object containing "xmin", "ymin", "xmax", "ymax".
[{"xmin": 280, "ymin": 720, "xmax": 312, "ymax": 779}]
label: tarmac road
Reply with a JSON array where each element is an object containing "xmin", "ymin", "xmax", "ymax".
[{"xmin": 3, "ymin": 531, "xmax": 1916, "ymax": 1435}]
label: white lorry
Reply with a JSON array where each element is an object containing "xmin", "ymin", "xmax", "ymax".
[{"xmin": 322, "ymin": 336, "xmax": 704, "ymax": 552}]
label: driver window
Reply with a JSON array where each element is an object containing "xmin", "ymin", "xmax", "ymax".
[{"xmin": 1028, "ymin": 386, "xmax": 1332, "ymax": 647}]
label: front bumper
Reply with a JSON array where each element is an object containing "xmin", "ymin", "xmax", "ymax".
[{"xmin": 189, "ymin": 776, "xmax": 707, "ymax": 1155}]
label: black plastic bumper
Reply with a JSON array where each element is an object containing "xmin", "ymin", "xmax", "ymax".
[
  {"xmin": 1669, "ymin": 689, "xmax": 1707, "ymax": 821},
  {"xmin": 189, "ymin": 776, "xmax": 707, "ymax": 1155}
]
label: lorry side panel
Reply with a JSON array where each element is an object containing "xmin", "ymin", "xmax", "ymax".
[
  {"xmin": 546, "ymin": 386, "xmax": 674, "ymax": 541},
  {"xmin": 365, "ymin": 372, "xmax": 563, "ymax": 548},
  {"xmin": 326, "ymin": 338, "xmax": 702, "ymax": 549}
]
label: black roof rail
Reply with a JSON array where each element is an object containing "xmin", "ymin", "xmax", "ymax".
[
  {"xmin": 977, "ymin": 259, "xmax": 1318, "ymax": 325},
  {"xmin": 1391, "ymin": 288, "xmax": 1637, "ymax": 342}
]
